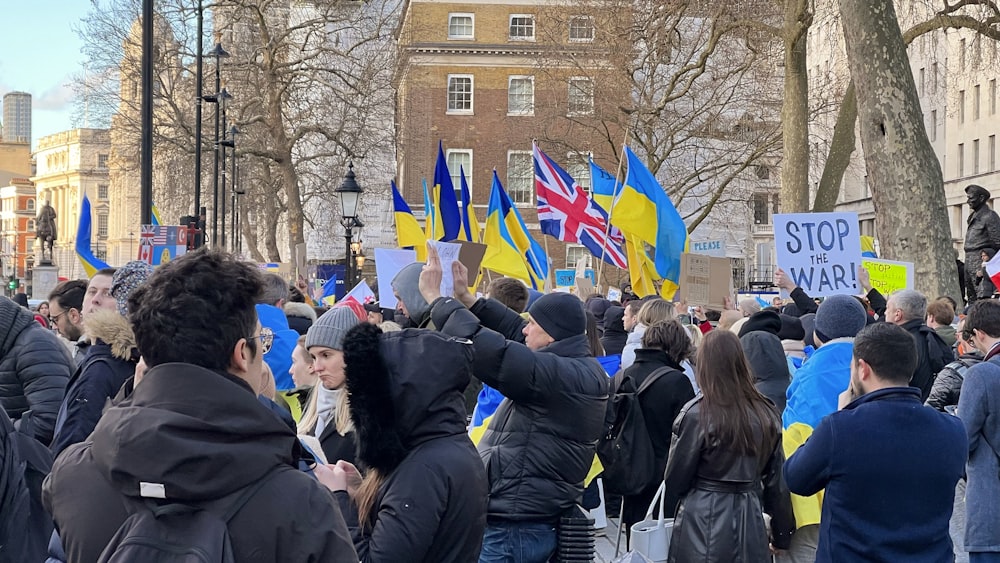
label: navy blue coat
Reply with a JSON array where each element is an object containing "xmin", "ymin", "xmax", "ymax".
[{"xmin": 784, "ymin": 387, "xmax": 966, "ymax": 563}]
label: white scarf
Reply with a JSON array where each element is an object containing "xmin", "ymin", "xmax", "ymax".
[{"xmin": 313, "ymin": 385, "xmax": 341, "ymax": 437}]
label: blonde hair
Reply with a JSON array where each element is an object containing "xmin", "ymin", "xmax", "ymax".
[
  {"xmin": 637, "ymin": 299, "xmax": 673, "ymax": 327},
  {"xmin": 378, "ymin": 321, "xmax": 403, "ymax": 332}
]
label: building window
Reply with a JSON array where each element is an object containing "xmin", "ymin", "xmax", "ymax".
[
  {"xmin": 448, "ymin": 13, "xmax": 474, "ymax": 39},
  {"xmin": 566, "ymin": 245, "xmax": 591, "ymax": 269},
  {"xmin": 447, "ymin": 75, "xmax": 474, "ymax": 114},
  {"xmin": 960, "ymin": 38, "xmax": 967, "ymax": 71},
  {"xmin": 919, "ymin": 67, "xmax": 925, "ymax": 95},
  {"xmin": 958, "ymin": 143, "xmax": 965, "ymax": 177},
  {"xmin": 991, "ymin": 135, "xmax": 997, "ymax": 172},
  {"xmin": 97, "ymin": 154, "xmax": 109, "ymax": 169},
  {"xmin": 97, "ymin": 184, "xmax": 109, "ymax": 199},
  {"xmin": 446, "ymin": 149, "xmax": 472, "ymax": 200},
  {"xmin": 992, "ymin": 79, "xmax": 997, "ymax": 115},
  {"xmin": 959, "ymin": 90, "xmax": 966, "ymax": 124},
  {"xmin": 568, "ymin": 77, "xmax": 594, "ymax": 116},
  {"xmin": 25, "ymin": 198, "xmax": 34, "ymax": 211},
  {"xmin": 974, "ymin": 139, "xmax": 981, "ymax": 174},
  {"xmin": 508, "ymin": 76, "xmax": 534, "ymax": 116},
  {"xmin": 975, "ymin": 84, "xmax": 982, "ymax": 120},
  {"xmin": 930, "ymin": 110, "xmax": 937, "ymax": 141},
  {"xmin": 566, "ymin": 153, "xmax": 591, "ymax": 193},
  {"xmin": 752, "ymin": 193, "xmax": 770, "ymax": 225},
  {"xmin": 569, "ymin": 16, "xmax": 595, "ymax": 42},
  {"xmin": 931, "ymin": 62, "xmax": 938, "ymax": 94},
  {"xmin": 509, "ymin": 15, "xmax": 535, "ymax": 41},
  {"xmin": 97, "ymin": 214, "xmax": 109, "ymax": 238},
  {"xmin": 506, "ymin": 151, "xmax": 534, "ymax": 205},
  {"xmin": 27, "ymin": 219, "xmax": 35, "ymax": 232}
]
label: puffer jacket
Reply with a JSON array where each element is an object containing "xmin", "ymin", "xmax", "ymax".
[
  {"xmin": 925, "ymin": 353, "xmax": 982, "ymax": 412},
  {"xmin": 337, "ymin": 324, "xmax": 487, "ymax": 562},
  {"xmin": 741, "ymin": 331, "xmax": 791, "ymax": 412},
  {"xmin": 600, "ymin": 306, "xmax": 628, "ymax": 356},
  {"xmin": 664, "ymin": 396, "xmax": 794, "ymax": 562},
  {"xmin": 0, "ymin": 297, "xmax": 72, "ymax": 445},
  {"xmin": 431, "ymin": 297, "xmax": 609, "ymax": 522},
  {"xmin": 43, "ymin": 363, "xmax": 357, "ymax": 563},
  {"xmin": 50, "ymin": 310, "xmax": 137, "ymax": 456}
]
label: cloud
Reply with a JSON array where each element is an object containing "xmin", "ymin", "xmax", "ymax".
[{"xmin": 33, "ymin": 79, "xmax": 76, "ymax": 111}]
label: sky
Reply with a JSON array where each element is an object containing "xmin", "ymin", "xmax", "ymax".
[{"xmin": 0, "ymin": 1, "xmax": 91, "ymax": 149}]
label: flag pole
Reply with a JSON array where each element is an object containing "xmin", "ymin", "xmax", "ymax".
[{"xmin": 595, "ymin": 124, "xmax": 634, "ymax": 294}]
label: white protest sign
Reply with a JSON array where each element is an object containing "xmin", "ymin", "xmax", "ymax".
[
  {"xmin": 374, "ymin": 248, "xmax": 417, "ymax": 310},
  {"xmin": 430, "ymin": 240, "xmax": 462, "ymax": 298},
  {"xmin": 774, "ymin": 212, "xmax": 862, "ymax": 297}
]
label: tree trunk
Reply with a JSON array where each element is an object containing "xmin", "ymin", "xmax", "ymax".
[
  {"xmin": 837, "ymin": 0, "xmax": 959, "ymax": 299},
  {"xmin": 813, "ymin": 82, "xmax": 857, "ymax": 212},
  {"xmin": 781, "ymin": 0, "xmax": 811, "ymax": 212}
]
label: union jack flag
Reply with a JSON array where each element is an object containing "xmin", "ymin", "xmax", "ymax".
[{"xmin": 533, "ymin": 143, "xmax": 627, "ymax": 269}]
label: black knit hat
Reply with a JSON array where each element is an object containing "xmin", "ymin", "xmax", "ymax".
[
  {"xmin": 777, "ymin": 314, "xmax": 806, "ymax": 341},
  {"xmin": 738, "ymin": 310, "xmax": 782, "ymax": 337},
  {"xmin": 528, "ymin": 293, "xmax": 586, "ymax": 341}
]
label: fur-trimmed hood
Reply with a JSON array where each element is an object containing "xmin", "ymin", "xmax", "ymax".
[
  {"xmin": 284, "ymin": 301, "xmax": 317, "ymax": 321},
  {"xmin": 82, "ymin": 309, "xmax": 137, "ymax": 361},
  {"xmin": 342, "ymin": 323, "xmax": 472, "ymax": 475}
]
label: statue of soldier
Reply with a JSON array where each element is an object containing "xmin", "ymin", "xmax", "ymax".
[
  {"xmin": 964, "ymin": 185, "xmax": 1000, "ymax": 304},
  {"xmin": 36, "ymin": 200, "xmax": 57, "ymax": 263}
]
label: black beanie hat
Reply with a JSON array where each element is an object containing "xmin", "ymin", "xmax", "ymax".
[
  {"xmin": 738, "ymin": 310, "xmax": 782, "ymax": 337},
  {"xmin": 777, "ymin": 314, "xmax": 806, "ymax": 341},
  {"xmin": 528, "ymin": 293, "xmax": 586, "ymax": 342}
]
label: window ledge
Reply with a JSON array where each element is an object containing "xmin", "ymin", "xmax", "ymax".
[{"xmin": 446, "ymin": 110, "xmax": 475, "ymax": 116}]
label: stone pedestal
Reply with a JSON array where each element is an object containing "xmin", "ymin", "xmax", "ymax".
[{"xmin": 31, "ymin": 265, "xmax": 59, "ymax": 301}]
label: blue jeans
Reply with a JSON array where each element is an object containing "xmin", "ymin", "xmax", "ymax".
[{"xmin": 479, "ymin": 521, "xmax": 557, "ymax": 563}]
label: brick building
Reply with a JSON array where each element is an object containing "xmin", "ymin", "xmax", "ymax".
[
  {"xmin": 395, "ymin": 0, "xmax": 631, "ymax": 281},
  {"xmin": 0, "ymin": 177, "xmax": 38, "ymax": 286}
]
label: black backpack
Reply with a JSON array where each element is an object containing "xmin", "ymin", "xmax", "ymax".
[
  {"xmin": 597, "ymin": 366, "xmax": 674, "ymax": 496},
  {"xmin": 97, "ymin": 470, "xmax": 279, "ymax": 563},
  {"xmin": 0, "ymin": 407, "xmax": 53, "ymax": 563}
]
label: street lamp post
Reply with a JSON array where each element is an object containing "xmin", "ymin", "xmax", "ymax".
[
  {"xmin": 335, "ymin": 162, "xmax": 363, "ymax": 289},
  {"xmin": 218, "ymin": 112, "xmax": 234, "ymax": 251},
  {"xmin": 226, "ymin": 126, "xmax": 239, "ymax": 252},
  {"xmin": 203, "ymin": 42, "xmax": 229, "ymax": 247},
  {"xmin": 193, "ymin": 0, "xmax": 205, "ymax": 224}
]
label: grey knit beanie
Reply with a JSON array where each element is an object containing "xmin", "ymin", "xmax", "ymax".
[
  {"xmin": 814, "ymin": 294, "xmax": 867, "ymax": 343},
  {"xmin": 306, "ymin": 306, "xmax": 360, "ymax": 351}
]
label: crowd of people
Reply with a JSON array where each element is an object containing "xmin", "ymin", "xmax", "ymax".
[{"xmin": 0, "ymin": 242, "xmax": 997, "ymax": 563}]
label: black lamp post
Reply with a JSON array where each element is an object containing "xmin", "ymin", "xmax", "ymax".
[
  {"xmin": 335, "ymin": 162, "xmax": 363, "ymax": 288},
  {"xmin": 218, "ymin": 118, "xmax": 235, "ymax": 251},
  {"xmin": 193, "ymin": 0, "xmax": 205, "ymax": 226},
  {"xmin": 225, "ymin": 125, "xmax": 239, "ymax": 252},
  {"xmin": 203, "ymin": 42, "xmax": 230, "ymax": 247}
]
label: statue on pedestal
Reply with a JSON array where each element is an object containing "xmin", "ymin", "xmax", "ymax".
[{"xmin": 36, "ymin": 201, "xmax": 57, "ymax": 264}]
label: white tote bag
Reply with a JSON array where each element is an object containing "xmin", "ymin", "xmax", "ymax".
[{"xmin": 629, "ymin": 481, "xmax": 673, "ymax": 563}]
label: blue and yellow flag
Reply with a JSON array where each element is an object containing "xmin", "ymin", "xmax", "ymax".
[
  {"xmin": 151, "ymin": 202, "xmax": 162, "ymax": 226},
  {"xmin": 458, "ymin": 165, "xmax": 480, "ymax": 242},
  {"xmin": 423, "ymin": 179, "xmax": 442, "ymax": 241},
  {"xmin": 592, "ymin": 159, "xmax": 658, "ymax": 297},
  {"xmin": 589, "ymin": 157, "xmax": 623, "ymax": 213},
  {"xmin": 434, "ymin": 142, "xmax": 461, "ymax": 241},
  {"xmin": 392, "ymin": 181, "xmax": 427, "ymax": 261},
  {"xmin": 482, "ymin": 171, "xmax": 549, "ymax": 289},
  {"xmin": 614, "ymin": 147, "xmax": 689, "ymax": 298},
  {"xmin": 860, "ymin": 236, "xmax": 877, "ymax": 258},
  {"xmin": 76, "ymin": 193, "xmax": 111, "ymax": 277}
]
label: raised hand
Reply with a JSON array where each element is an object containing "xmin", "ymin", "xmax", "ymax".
[{"xmin": 419, "ymin": 242, "xmax": 444, "ymax": 303}]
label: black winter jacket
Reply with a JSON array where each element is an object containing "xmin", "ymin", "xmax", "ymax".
[
  {"xmin": 740, "ymin": 331, "xmax": 792, "ymax": 412},
  {"xmin": 431, "ymin": 297, "xmax": 609, "ymax": 522},
  {"xmin": 615, "ymin": 349, "xmax": 694, "ymax": 529},
  {"xmin": 42, "ymin": 363, "xmax": 357, "ymax": 563},
  {"xmin": 0, "ymin": 297, "xmax": 72, "ymax": 445},
  {"xmin": 664, "ymin": 397, "xmax": 794, "ymax": 562},
  {"xmin": 50, "ymin": 310, "xmax": 137, "ymax": 456},
  {"xmin": 600, "ymin": 306, "xmax": 628, "ymax": 356},
  {"xmin": 900, "ymin": 319, "xmax": 955, "ymax": 401},
  {"xmin": 925, "ymin": 353, "xmax": 982, "ymax": 412},
  {"xmin": 338, "ymin": 325, "xmax": 487, "ymax": 562}
]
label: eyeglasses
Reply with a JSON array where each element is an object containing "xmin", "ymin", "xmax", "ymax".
[
  {"xmin": 49, "ymin": 310, "xmax": 68, "ymax": 325},
  {"xmin": 962, "ymin": 327, "xmax": 976, "ymax": 342},
  {"xmin": 249, "ymin": 327, "xmax": 274, "ymax": 355}
]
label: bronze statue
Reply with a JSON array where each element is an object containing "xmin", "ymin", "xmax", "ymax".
[{"xmin": 36, "ymin": 201, "xmax": 57, "ymax": 263}]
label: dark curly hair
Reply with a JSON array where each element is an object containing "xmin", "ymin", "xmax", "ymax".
[{"xmin": 127, "ymin": 248, "xmax": 264, "ymax": 370}]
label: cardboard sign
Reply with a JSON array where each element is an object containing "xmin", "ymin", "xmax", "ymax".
[
  {"xmin": 453, "ymin": 240, "xmax": 488, "ymax": 279},
  {"xmin": 690, "ymin": 239, "xmax": 726, "ymax": 257},
  {"xmin": 374, "ymin": 248, "xmax": 417, "ymax": 310},
  {"xmin": 862, "ymin": 258, "xmax": 913, "ymax": 295},
  {"xmin": 774, "ymin": 212, "xmax": 862, "ymax": 297},
  {"xmin": 679, "ymin": 253, "xmax": 732, "ymax": 311},
  {"xmin": 555, "ymin": 268, "xmax": 595, "ymax": 287},
  {"xmin": 575, "ymin": 276, "xmax": 595, "ymax": 299}
]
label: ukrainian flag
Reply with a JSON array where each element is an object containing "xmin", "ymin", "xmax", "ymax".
[
  {"xmin": 392, "ymin": 180, "xmax": 427, "ymax": 261},
  {"xmin": 434, "ymin": 142, "xmax": 461, "ymax": 241},
  {"xmin": 592, "ymin": 159, "xmax": 658, "ymax": 297},
  {"xmin": 423, "ymin": 179, "xmax": 442, "ymax": 241},
  {"xmin": 458, "ymin": 165, "xmax": 480, "ymax": 242},
  {"xmin": 615, "ymin": 147, "xmax": 689, "ymax": 298},
  {"xmin": 482, "ymin": 171, "xmax": 548, "ymax": 289},
  {"xmin": 151, "ymin": 203, "xmax": 162, "ymax": 226},
  {"xmin": 861, "ymin": 236, "xmax": 877, "ymax": 258},
  {"xmin": 76, "ymin": 193, "xmax": 111, "ymax": 277}
]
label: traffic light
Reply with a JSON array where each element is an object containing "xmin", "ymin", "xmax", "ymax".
[{"xmin": 7, "ymin": 276, "xmax": 16, "ymax": 291}]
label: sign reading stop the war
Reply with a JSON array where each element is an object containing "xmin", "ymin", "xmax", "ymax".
[{"xmin": 774, "ymin": 212, "xmax": 862, "ymax": 297}]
